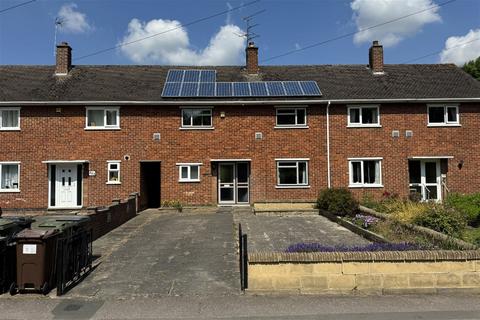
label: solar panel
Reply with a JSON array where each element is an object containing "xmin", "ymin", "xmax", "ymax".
[
  {"xmin": 283, "ymin": 81, "xmax": 304, "ymax": 96},
  {"xmin": 266, "ymin": 82, "xmax": 286, "ymax": 96},
  {"xmin": 166, "ymin": 70, "xmax": 184, "ymax": 82},
  {"xmin": 233, "ymin": 82, "xmax": 250, "ymax": 96},
  {"xmin": 162, "ymin": 69, "xmax": 321, "ymax": 97},
  {"xmin": 183, "ymin": 70, "xmax": 200, "ymax": 82},
  {"xmin": 216, "ymin": 82, "xmax": 232, "ymax": 97},
  {"xmin": 300, "ymin": 81, "xmax": 321, "ymax": 95},
  {"xmin": 200, "ymin": 70, "xmax": 216, "ymax": 82},
  {"xmin": 180, "ymin": 82, "xmax": 198, "ymax": 96},
  {"xmin": 198, "ymin": 82, "xmax": 215, "ymax": 96},
  {"xmin": 162, "ymin": 82, "xmax": 182, "ymax": 97},
  {"xmin": 250, "ymin": 82, "xmax": 268, "ymax": 96}
]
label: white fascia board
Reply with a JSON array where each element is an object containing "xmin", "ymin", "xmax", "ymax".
[
  {"xmin": 42, "ymin": 160, "xmax": 89, "ymax": 164},
  {"xmin": 2, "ymin": 97, "xmax": 480, "ymax": 106},
  {"xmin": 408, "ymin": 156, "xmax": 454, "ymax": 159}
]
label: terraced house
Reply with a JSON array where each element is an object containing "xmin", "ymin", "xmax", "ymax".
[{"xmin": 1, "ymin": 40, "xmax": 480, "ymax": 212}]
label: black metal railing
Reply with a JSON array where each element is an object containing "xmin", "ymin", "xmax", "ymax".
[
  {"xmin": 56, "ymin": 229, "xmax": 93, "ymax": 296},
  {"xmin": 239, "ymin": 224, "xmax": 248, "ymax": 291}
]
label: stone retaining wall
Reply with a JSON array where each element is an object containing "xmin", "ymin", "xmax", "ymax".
[{"xmin": 248, "ymin": 251, "xmax": 480, "ymax": 294}]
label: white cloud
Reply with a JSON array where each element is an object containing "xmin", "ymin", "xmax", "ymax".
[
  {"xmin": 118, "ymin": 18, "xmax": 246, "ymax": 65},
  {"xmin": 440, "ymin": 29, "xmax": 480, "ymax": 65},
  {"xmin": 351, "ymin": 0, "xmax": 441, "ymax": 47},
  {"xmin": 57, "ymin": 3, "xmax": 92, "ymax": 34}
]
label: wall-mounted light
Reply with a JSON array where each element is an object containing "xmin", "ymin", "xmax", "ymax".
[
  {"xmin": 458, "ymin": 160, "xmax": 464, "ymax": 170},
  {"xmin": 220, "ymin": 111, "xmax": 226, "ymax": 118}
]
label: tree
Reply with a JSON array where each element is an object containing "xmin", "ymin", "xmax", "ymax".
[{"xmin": 462, "ymin": 57, "xmax": 480, "ymax": 81}]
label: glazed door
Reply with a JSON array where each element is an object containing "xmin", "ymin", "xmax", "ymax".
[{"xmin": 219, "ymin": 163, "xmax": 235, "ymax": 204}]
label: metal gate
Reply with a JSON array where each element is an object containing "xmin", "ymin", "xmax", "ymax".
[
  {"xmin": 56, "ymin": 229, "xmax": 92, "ymax": 296},
  {"xmin": 238, "ymin": 224, "xmax": 248, "ymax": 291}
]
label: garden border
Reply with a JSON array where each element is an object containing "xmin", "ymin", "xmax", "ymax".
[{"xmin": 359, "ymin": 205, "xmax": 478, "ymax": 250}]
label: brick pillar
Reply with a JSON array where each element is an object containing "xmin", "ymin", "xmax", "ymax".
[
  {"xmin": 55, "ymin": 42, "xmax": 72, "ymax": 75},
  {"xmin": 246, "ymin": 42, "xmax": 259, "ymax": 74},
  {"xmin": 369, "ymin": 40, "xmax": 383, "ymax": 74}
]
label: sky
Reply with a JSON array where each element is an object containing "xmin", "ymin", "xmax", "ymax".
[{"xmin": 0, "ymin": 0, "xmax": 479, "ymax": 66}]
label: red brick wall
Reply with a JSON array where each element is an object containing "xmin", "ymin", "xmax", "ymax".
[
  {"xmin": 329, "ymin": 103, "xmax": 480, "ymax": 199},
  {"xmin": 1, "ymin": 103, "xmax": 479, "ymax": 209},
  {"xmin": 0, "ymin": 104, "xmax": 327, "ymax": 208}
]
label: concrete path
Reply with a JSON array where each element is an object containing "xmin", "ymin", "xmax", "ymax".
[
  {"xmin": 234, "ymin": 209, "xmax": 371, "ymax": 252},
  {"xmin": 68, "ymin": 208, "xmax": 239, "ymax": 298}
]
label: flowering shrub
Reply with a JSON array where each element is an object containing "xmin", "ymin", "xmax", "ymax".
[
  {"xmin": 352, "ymin": 214, "xmax": 379, "ymax": 229},
  {"xmin": 285, "ymin": 242, "xmax": 421, "ymax": 253}
]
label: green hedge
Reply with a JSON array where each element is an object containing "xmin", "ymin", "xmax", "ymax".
[
  {"xmin": 445, "ymin": 193, "xmax": 480, "ymax": 227},
  {"xmin": 317, "ymin": 188, "xmax": 358, "ymax": 216}
]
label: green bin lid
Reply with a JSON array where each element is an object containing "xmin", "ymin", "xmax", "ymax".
[{"xmin": 32, "ymin": 219, "xmax": 74, "ymax": 231}]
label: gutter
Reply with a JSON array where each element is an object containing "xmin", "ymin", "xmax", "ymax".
[{"xmin": 1, "ymin": 97, "xmax": 480, "ymax": 106}]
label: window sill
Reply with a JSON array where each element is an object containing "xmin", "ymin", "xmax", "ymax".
[
  {"xmin": 274, "ymin": 125, "xmax": 309, "ymax": 129},
  {"xmin": 349, "ymin": 184, "xmax": 384, "ymax": 188},
  {"xmin": 48, "ymin": 206, "xmax": 83, "ymax": 210},
  {"xmin": 427, "ymin": 124, "xmax": 461, "ymax": 127},
  {"xmin": 347, "ymin": 124, "xmax": 382, "ymax": 128},
  {"xmin": 0, "ymin": 128, "xmax": 21, "ymax": 131},
  {"xmin": 179, "ymin": 127, "xmax": 214, "ymax": 130},
  {"xmin": 85, "ymin": 127, "xmax": 121, "ymax": 131},
  {"xmin": 179, "ymin": 180, "xmax": 201, "ymax": 183},
  {"xmin": 0, "ymin": 189, "xmax": 20, "ymax": 193},
  {"xmin": 106, "ymin": 181, "xmax": 121, "ymax": 185},
  {"xmin": 275, "ymin": 185, "xmax": 310, "ymax": 189}
]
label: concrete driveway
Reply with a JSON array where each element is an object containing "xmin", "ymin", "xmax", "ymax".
[{"xmin": 69, "ymin": 208, "xmax": 239, "ymax": 299}]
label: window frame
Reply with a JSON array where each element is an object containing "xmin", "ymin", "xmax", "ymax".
[
  {"xmin": 275, "ymin": 107, "xmax": 308, "ymax": 128},
  {"xmin": 177, "ymin": 163, "xmax": 202, "ymax": 182},
  {"xmin": 0, "ymin": 162, "xmax": 21, "ymax": 192},
  {"xmin": 0, "ymin": 107, "xmax": 21, "ymax": 131},
  {"xmin": 348, "ymin": 157, "xmax": 383, "ymax": 188},
  {"xmin": 85, "ymin": 107, "xmax": 120, "ymax": 130},
  {"xmin": 347, "ymin": 105, "xmax": 381, "ymax": 127},
  {"xmin": 106, "ymin": 161, "xmax": 121, "ymax": 184},
  {"xmin": 180, "ymin": 108, "xmax": 213, "ymax": 129},
  {"xmin": 427, "ymin": 105, "xmax": 460, "ymax": 127},
  {"xmin": 275, "ymin": 158, "xmax": 310, "ymax": 188}
]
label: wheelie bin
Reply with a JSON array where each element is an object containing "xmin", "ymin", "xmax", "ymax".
[
  {"xmin": 0, "ymin": 217, "xmax": 33, "ymax": 294},
  {"xmin": 12, "ymin": 219, "xmax": 73, "ymax": 295}
]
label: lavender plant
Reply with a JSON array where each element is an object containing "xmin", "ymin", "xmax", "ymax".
[{"xmin": 285, "ymin": 242, "xmax": 422, "ymax": 253}]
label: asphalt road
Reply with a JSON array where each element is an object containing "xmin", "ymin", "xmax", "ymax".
[{"xmin": 0, "ymin": 294, "xmax": 480, "ymax": 319}]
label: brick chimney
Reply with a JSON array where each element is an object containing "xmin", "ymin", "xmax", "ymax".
[
  {"xmin": 55, "ymin": 42, "xmax": 72, "ymax": 75},
  {"xmin": 369, "ymin": 40, "xmax": 384, "ymax": 74},
  {"xmin": 246, "ymin": 42, "xmax": 259, "ymax": 74}
]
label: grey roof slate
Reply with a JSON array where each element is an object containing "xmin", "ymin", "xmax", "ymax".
[{"xmin": 0, "ymin": 64, "xmax": 479, "ymax": 102}]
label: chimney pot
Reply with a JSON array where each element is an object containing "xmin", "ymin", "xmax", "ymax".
[
  {"xmin": 369, "ymin": 40, "xmax": 384, "ymax": 74},
  {"xmin": 55, "ymin": 42, "xmax": 72, "ymax": 76},
  {"xmin": 246, "ymin": 42, "xmax": 259, "ymax": 74}
]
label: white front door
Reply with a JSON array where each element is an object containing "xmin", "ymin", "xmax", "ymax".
[
  {"xmin": 55, "ymin": 164, "xmax": 78, "ymax": 208},
  {"xmin": 218, "ymin": 162, "xmax": 250, "ymax": 205}
]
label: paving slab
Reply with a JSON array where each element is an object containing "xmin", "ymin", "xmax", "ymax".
[
  {"xmin": 68, "ymin": 208, "xmax": 239, "ymax": 299},
  {"xmin": 235, "ymin": 212, "xmax": 371, "ymax": 252}
]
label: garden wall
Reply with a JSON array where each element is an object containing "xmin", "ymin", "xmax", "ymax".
[
  {"xmin": 85, "ymin": 193, "xmax": 138, "ymax": 240},
  {"xmin": 248, "ymin": 251, "xmax": 480, "ymax": 294}
]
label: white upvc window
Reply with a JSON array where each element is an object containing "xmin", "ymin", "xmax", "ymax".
[
  {"xmin": 0, "ymin": 162, "xmax": 20, "ymax": 192},
  {"xmin": 275, "ymin": 107, "xmax": 307, "ymax": 128},
  {"xmin": 348, "ymin": 158, "xmax": 383, "ymax": 188},
  {"xmin": 427, "ymin": 105, "xmax": 460, "ymax": 126},
  {"xmin": 107, "ymin": 161, "xmax": 121, "ymax": 184},
  {"xmin": 86, "ymin": 107, "xmax": 120, "ymax": 129},
  {"xmin": 347, "ymin": 105, "xmax": 380, "ymax": 127},
  {"xmin": 0, "ymin": 108, "xmax": 20, "ymax": 130},
  {"xmin": 276, "ymin": 159, "xmax": 309, "ymax": 188},
  {"xmin": 181, "ymin": 108, "xmax": 213, "ymax": 129},
  {"xmin": 177, "ymin": 163, "xmax": 201, "ymax": 182}
]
